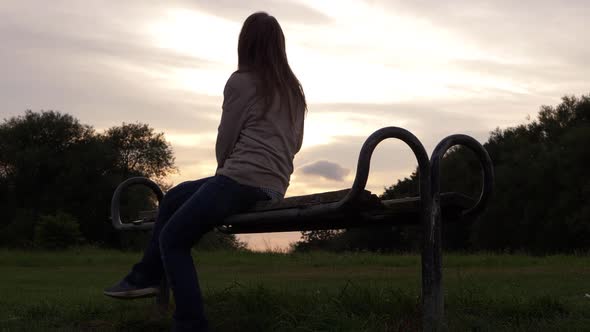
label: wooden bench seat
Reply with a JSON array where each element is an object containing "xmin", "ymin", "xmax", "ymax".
[{"xmin": 136, "ymin": 190, "xmax": 474, "ymax": 234}]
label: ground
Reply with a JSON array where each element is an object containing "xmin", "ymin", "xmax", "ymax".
[{"xmin": 0, "ymin": 248, "xmax": 589, "ymax": 331}]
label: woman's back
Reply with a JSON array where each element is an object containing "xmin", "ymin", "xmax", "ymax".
[{"xmin": 215, "ymin": 70, "xmax": 304, "ymax": 196}]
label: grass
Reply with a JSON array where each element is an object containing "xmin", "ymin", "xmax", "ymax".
[{"xmin": 0, "ymin": 247, "xmax": 589, "ymax": 331}]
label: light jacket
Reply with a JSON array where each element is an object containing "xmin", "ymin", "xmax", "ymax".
[{"xmin": 215, "ymin": 71, "xmax": 304, "ymax": 196}]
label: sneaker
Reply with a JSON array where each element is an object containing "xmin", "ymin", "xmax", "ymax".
[{"xmin": 103, "ymin": 275, "xmax": 160, "ymax": 299}]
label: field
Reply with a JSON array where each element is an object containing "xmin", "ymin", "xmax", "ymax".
[{"xmin": 0, "ymin": 248, "xmax": 589, "ymax": 331}]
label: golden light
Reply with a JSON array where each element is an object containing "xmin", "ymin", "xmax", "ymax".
[
  {"xmin": 301, "ymin": 111, "xmax": 409, "ymax": 148},
  {"xmin": 147, "ymin": 9, "xmax": 239, "ymax": 65},
  {"xmin": 165, "ymin": 131, "xmax": 217, "ymax": 148},
  {"xmin": 145, "ymin": 3, "xmax": 528, "ymax": 105}
]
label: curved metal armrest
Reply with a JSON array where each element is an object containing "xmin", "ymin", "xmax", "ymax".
[
  {"xmin": 430, "ymin": 135, "xmax": 495, "ymax": 219},
  {"xmin": 336, "ymin": 127, "xmax": 431, "ymax": 209},
  {"xmin": 110, "ymin": 177, "xmax": 164, "ymax": 231}
]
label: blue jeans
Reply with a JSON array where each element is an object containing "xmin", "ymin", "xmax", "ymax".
[{"xmin": 130, "ymin": 174, "xmax": 272, "ymax": 331}]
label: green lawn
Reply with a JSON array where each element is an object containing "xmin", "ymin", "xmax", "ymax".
[{"xmin": 0, "ymin": 248, "xmax": 589, "ymax": 331}]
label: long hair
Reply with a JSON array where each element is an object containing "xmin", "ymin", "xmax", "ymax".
[{"xmin": 237, "ymin": 12, "xmax": 307, "ymax": 122}]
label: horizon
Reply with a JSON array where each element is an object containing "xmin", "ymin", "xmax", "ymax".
[{"xmin": 1, "ymin": 0, "xmax": 588, "ymax": 250}]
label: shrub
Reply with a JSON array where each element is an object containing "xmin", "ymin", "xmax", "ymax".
[
  {"xmin": 196, "ymin": 231, "xmax": 248, "ymax": 251},
  {"xmin": 0, "ymin": 209, "xmax": 37, "ymax": 248},
  {"xmin": 34, "ymin": 212, "xmax": 83, "ymax": 249}
]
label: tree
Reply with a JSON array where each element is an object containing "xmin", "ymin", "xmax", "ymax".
[
  {"xmin": 103, "ymin": 123, "xmax": 176, "ymax": 179},
  {"xmin": 34, "ymin": 212, "xmax": 82, "ymax": 249},
  {"xmin": 0, "ymin": 111, "xmax": 177, "ymax": 247},
  {"xmin": 0, "ymin": 111, "xmax": 95, "ymax": 242},
  {"xmin": 291, "ymin": 230, "xmax": 342, "ymax": 251},
  {"xmin": 293, "ymin": 94, "xmax": 590, "ymax": 253}
]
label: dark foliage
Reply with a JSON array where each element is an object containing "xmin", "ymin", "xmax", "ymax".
[
  {"xmin": 294, "ymin": 94, "xmax": 590, "ymax": 253},
  {"xmin": 33, "ymin": 212, "xmax": 82, "ymax": 249},
  {"xmin": 0, "ymin": 110, "xmax": 244, "ymax": 250}
]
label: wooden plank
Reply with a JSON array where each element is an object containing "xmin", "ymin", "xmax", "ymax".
[
  {"xmin": 136, "ymin": 188, "xmax": 381, "ymax": 220},
  {"xmin": 220, "ymin": 193, "xmax": 473, "ymax": 234},
  {"xmin": 248, "ymin": 188, "xmax": 381, "ymax": 211},
  {"xmin": 133, "ymin": 192, "xmax": 474, "ymax": 234}
]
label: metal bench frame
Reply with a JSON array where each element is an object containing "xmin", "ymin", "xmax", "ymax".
[{"xmin": 111, "ymin": 126, "xmax": 494, "ymax": 332}]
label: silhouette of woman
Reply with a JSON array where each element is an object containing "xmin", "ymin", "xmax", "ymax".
[{"xmin": 104, "ymin": 11, "xmax": 306, "ymax": 332}]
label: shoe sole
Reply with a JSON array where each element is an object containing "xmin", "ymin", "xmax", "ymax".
[{"xmin": 103, "ymin": 287, "xmax": 160, "ymax": 299}]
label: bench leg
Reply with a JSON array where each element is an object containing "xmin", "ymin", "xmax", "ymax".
[
  {"xmin": 156, "ymin": 275, "xmax": 170, "ymax": 313},
  {"xmin": 422, "ymin": 194, "xmax": 443, "ymax": 332}
]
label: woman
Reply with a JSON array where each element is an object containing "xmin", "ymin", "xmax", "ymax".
[{"xmin": 104, "ymin": 12, "xmax": 306, "ymax": 332}]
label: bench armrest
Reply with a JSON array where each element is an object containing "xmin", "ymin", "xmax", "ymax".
[{"xmin": 110, "ymin": 177, "xmax": 164, "ymax": 231}]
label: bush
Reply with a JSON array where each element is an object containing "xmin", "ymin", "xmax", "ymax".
[
  {"xmin": 196, "ymin": 231, "xmax": 248, "ymax": 251},
  {"xmin": 0, "ymin": 209, "xmax": 37, "ymax": 248},
  {"xmin": 34, "ymin": 212, "xmax": 83, "ymax": 249}
]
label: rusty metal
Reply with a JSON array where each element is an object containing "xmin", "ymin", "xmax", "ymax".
[
  {"xmin": 343, "ymin": 127, "xmax": 437, "ymax": 332},
  {"xmin": 431, "ymin": 135, "xmax": 494, "ymax": 221},
  {"xmin": 425, "ymin": 134, "xmax": 495, "ymax": 331},
  {"xmin": 157, "ymin": 275, "xmax": 170, "ymax": 312},
  {"xmin": 110, "ymin": 177, "xmax": 164, "ymax": 230},
  {"xmin": 109, "ymin": 176, "xmax": 169, "ymax": 310},
  {"xmin": 337, "ymin": 127, "xmax": 431, "ymax": 210}
]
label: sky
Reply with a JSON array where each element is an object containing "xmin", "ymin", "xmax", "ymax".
[{"xmin": 1, "ymin": 0, "xmax": 588, "ymax": 250}]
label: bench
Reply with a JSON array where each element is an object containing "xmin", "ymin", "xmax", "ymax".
[{"xmin": 110, "ymin": 126, "xmax": 494, "ymax": 332}]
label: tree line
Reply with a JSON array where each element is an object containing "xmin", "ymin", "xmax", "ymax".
[
  {"xmin": 2, "ymin": 94, "xmax": 588, "ymax": 253},
  {"xmin": 0, "ymin": 110, "xmax": 244, "ymax": 250},
  {"xmin": 293, "ymin": 94, "xmax": 590, "ymax": 254}
]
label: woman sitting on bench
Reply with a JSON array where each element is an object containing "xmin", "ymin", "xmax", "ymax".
[{"xmin": 104, "ymin": 11, "xmax": 307, "ymax": 332}]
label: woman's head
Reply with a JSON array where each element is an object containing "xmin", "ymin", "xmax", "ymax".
[{"xmin": 237, "ymin": 12, "xmax": 306, "ymax": 118}]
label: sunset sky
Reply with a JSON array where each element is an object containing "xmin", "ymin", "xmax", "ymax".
[{"xmin": 1, "ymin": 0, "xmax": 588, "ymax": 250}]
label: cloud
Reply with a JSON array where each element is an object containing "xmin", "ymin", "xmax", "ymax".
[
  {"xmin": 177, "ymin": 0, "xmax": 331, "ymax": 24},
  {"xmin": 0, "ymin": 1, "xmax": 227, "ymax": 130},
  {"xmin": 299, "ymin": 160, "xmax": 350, "ymax": 181},
  {"xmin": 378, "ymin": 0, "xmax": 590, "ymax": 67}
]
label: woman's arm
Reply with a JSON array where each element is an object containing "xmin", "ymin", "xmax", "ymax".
[
  {"xmin": 215, "ymin": 74, "xmax": 252, "ymax": 170},
  {"xmin": 296, "ymin": 115, "xmax": 304, "ymax": 153}
]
